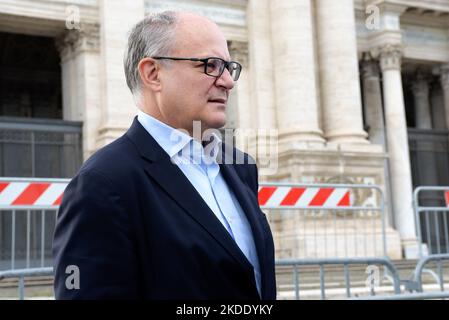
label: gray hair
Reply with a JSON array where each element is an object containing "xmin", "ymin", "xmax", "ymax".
[{"xmin": 123, "ymin": 11, "xmax": 179, "ymax": 100}]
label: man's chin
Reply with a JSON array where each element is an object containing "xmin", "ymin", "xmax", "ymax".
[{"xmin": 201, "ymin": 119, "xmax": 226, "ymax": 132}]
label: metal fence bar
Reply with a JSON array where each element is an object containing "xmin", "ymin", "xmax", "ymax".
[
  {"xmin": 2, "ymin": 209, "xmax": 59, "ymax": 271},
  {"xmin": 344, "ymin": 264, "xmax": 351, "ymax": 298},
  {"xmin": 0, "ymin": 267, "xmax": 54, "ymax": 300},
  {"xmin": 302, "ymin": 211, "xmax": 307, "ymax": 258},
  {"xmin": 11, "ymin": 210, "xmax": 15, "ymax": 270},
  {"xmin": 350, "ymin": 292, "xmax": 449, "ymax": 300},
  {"xmin": 276, "ymin": 257, "xmax": 402, "ymax": 299},
  {"xmin": 293, "ymin": 265, "xmax": 299, "ymax": 300},
  {"xmin": 41, "ymin": 210, "xmax": 45, "ymax": 267},
  {"xmin": 1, "ymin": 205, "xmax": 60, "ymax": 210},
  {"xmin": 413, "ymin": 186, "xmax": 449, "ymax": 257},
  {"xmin": 354, "ymin": 216, "xmax": 358, "ymax": 257},
  {"xmin": 343, "ymin": 211, "xmax": 347, "ymax": 257},
  {"xmin": 314, "ymin": 211, "xmax": 317, "ymax": 258},
  {"xmin": 18, "ymin": 276, "xmax": 25, "ymax": 300},
  {"xmin": 0, "ymin": 117, "xmax": 82, "ymax": 133},
  {"xmin": 415, "ymin": 207, "xmax": 449, "ymax": 212},
  {"xmin": 414, "ymin": 198, "xmax": 424, "ymax": 258},
  {"xmin": 362, "ymin": 216, "xmax": 368, "ymax": 257},
  {"xmin": 323, "ymin": 212, "xmax": 327, "ymax": 257},
  {"xmin": 319, "ymin": 265, "xmax": 325, "ymax": 300},
  {"xmin": 426, "ymin": 212, "xmax": 431, "ymax": 254},
  {"xmin": 369, "ymin": 267, "xmax": 375, "ymax": 296},
  {"xmin": 263, "ymin": 206, "xmax": 383, "ymax": 211},
  {"xmin": 371, "ymin": 213, "xmax": 375, "ymax": 257},
  {"xmin": 0, "ymin": 177, "xmax": 71, "ymax": 183},
  {"xmin": 260, "ymin": 182, "xmax": 385, "ymax": 189},
  {"xmin": 435, "ymin": 212, "xmax": 441, "ymax": 254},
  {"xmin": 26, "ymin": 210, "xmax": 30, "ymax": 268},
  {"xmin": 413, "ymin": 253, "xmax": 449, "ymax": 292},
  {"xmin": 1, "ymin": 178, "xmax": 70, "ymax": 270},
  {"xmin": 437, "ymin": 261, "xmax": 444, "ymax": 292},
  {"xmin": 444, "ymin": 213, "xmax": 449, "ymax": 254}
]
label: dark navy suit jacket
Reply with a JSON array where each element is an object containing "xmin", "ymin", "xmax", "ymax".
[{"xmin": 52, "ymin": 117, "xmax": 276, "ymax": 299}]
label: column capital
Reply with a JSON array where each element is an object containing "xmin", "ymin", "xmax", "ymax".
[
  {"xmin": 376, "ymin": 2, "xmax": 407, "ymax": 16},
  {"xmin": 228, "ymin": 40, "xmax": 248, "ymax": 67},
  {"xmin": 377, "ymin": 44, "xmax": 403, "ymax": 72},
  {"xmin": 360, "ymin": 53, "xmax": 380, "ymax": 79},
  {"xmin": 55, "ymin": 23, "xmax": 100, "ymax": 60},
  {"xmin": 411, "ymin": 70, "xmax": 431, "ymax": 97}
]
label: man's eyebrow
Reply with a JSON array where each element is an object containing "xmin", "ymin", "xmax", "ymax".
[{"xmin": 201, "ymin": 55, "xmax": 232, "ymax": 61}]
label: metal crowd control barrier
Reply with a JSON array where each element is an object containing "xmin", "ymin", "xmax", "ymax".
[
  {"xmin": 352, "ymin": 254, "xmax": 449, "ymax": 300},
  {"xmin": 350, "ymin": 292, "xmax": 449, "ymax": 300},
  {"xmin": 259, "ymin": 183, "xmax": 387, "ymax": 258},
  {"xmin": 411, "ymin": 253, "xmax": 449, "ymax": 293},
  {"xmin": 413, "ymin": 186, "xmax": 449, "ymax": 258},
  {"xmin": 276, "ymin": 255, "xmax": 449, "ymax": 300},
  {"xmin": 1, "ymin": 179, "xmax": 387, "ymax": 269},
  {"xmin": 275, "ymin": 257, "xmax": 401, "ymax": 300},
  {"xmin": 4, "ymin": 179, "xmax": 448, "ymax": 300},
  {"xmin": 0, "ymin": 178, "xmax": 69, "ymax": 270},
  {"xmin": 0, "ymin": 267, "xmax": 53, "ymax": 300}
]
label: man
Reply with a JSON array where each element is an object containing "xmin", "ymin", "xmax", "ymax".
[{"xmin": 53, "ymin": 11, "xmax": 276, "ymax": 300}]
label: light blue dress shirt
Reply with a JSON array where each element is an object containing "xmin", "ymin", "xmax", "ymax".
[{"xmin": 137, "ymin": 110, "xmax": 261, "ymax": 296}]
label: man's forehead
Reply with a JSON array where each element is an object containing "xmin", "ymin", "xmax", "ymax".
[
  {"xmin": 172, "ymin": 13, "xmax": 229, "ymax": 57},
  {"xmin": 177, "ymin": 15, "xmax": 224, "ymax": 39},
  {"xmin": 177, "ymin": 12, "xmax": 217, "ymax": 28}
]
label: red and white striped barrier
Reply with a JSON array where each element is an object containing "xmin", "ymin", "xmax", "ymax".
[
  {"xmin": 445, "ymin": 191, "xmax": 449, "ymax": 207},
  {"xmin": 0, "ymin": 179, "xmax": 354, "ymax": 209},
  {"xmin": 258, "ymin": 186, "xmax": 351, "ymax": 208},
  {"xmin": 0, "ymin": 181, "xmax": 68, "ymax": 207}
]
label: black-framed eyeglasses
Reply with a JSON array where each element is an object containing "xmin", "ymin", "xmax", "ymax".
[{"xmin": 152, "ymin": 56, "xmax": 242, "ymax": 81}]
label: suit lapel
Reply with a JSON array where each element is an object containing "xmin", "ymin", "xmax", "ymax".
[
  {"xmin": 219, "ymin": 161, "xmax": 268, "ymax": 298},
  {"xmin": 125, "ymin": 118, "xmax": 253, "ymax": 273}
]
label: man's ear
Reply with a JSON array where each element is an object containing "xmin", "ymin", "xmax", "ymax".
[{"xmin": 137, "ymin": 58, "xmax": 162, "ymax": 92}]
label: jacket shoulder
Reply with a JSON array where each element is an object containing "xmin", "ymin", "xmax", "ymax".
[{"xmin": 77, "ymin": 135, "xmax": 139, "ymax": 181}]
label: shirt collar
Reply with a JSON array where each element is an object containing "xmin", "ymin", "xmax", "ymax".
[{"xmin": 137, "ymin": 109, "xmax": 222, "ymax": 164}]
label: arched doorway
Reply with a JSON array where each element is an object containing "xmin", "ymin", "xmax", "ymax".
[{"xmin": 0, "ymin": 31, "xmax": 82, "ymax": 178}]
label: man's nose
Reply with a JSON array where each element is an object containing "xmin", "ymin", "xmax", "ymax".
[{"xmin": 215, "ymin": 68, "xmax": 235, "ymax": 90}]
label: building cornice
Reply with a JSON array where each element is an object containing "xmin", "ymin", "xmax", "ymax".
[
  {"xmin": 366, "ymin": 0, "xmax": 449, "ymax": 13},
  {"xmin": 0, "ymin": 0, "xmax": 99, "ymax": 37},
  {"xmin": 144, "ymin": 0, "xmax": 247, "ymax": 41}
]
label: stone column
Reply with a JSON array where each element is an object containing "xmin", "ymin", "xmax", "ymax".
[
  {"xmin": 56, "ymin": 24, "xmax": 101, "ymax": 160},
  {"xmin": 361, "ymin": 56, "xmax": 385, "ymax": 147},
  {"xmin": 411, "ymin": 72, "xmax": 439, "ymax": 195},
  {"xmin": 229, "ymin": 41, "xmax": 250, "ymax": 131},
  {"xmin": 229, "ymin": 40, "xmax": 256, "ymax": 154},
  {"xmin": 57, "ymin": 31, "xmax": 79, "ymax": 122},
  {"xmin": 247, "ymin": 0, "xmax": 279, "ymax": 177},
  {"xmin": 315, "ymin": 0, "xmax": 368, "ymax": 144},
  {"xmin": 412, "ymin": 72, "xmax": 433, "ymax": 129},
  {"xmin": 96, "ymin": 0, "xmax": 145, "ymax": 147},
  {"xmin": 441, "ymin": 64, "xmax": 449, "ymax": 130},
  {"xmin": 430, "ymin": 81, "xmax": 446, "ymax": 130},
  {"xmin": 270, "ymin": 0, "xmax": 324, "ymax": 145},
  {"xmin": 247, "ymin": 0, "xmax": 276, "ymax": 131},
  {"xmin": 379, "ymin": 45, "xmax": 417, "ymax": 253}
]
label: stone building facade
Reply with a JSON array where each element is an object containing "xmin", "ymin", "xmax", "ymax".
[{"xmin": 1, "ymin": 0, "xmax": 449, "ymax": 259}]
